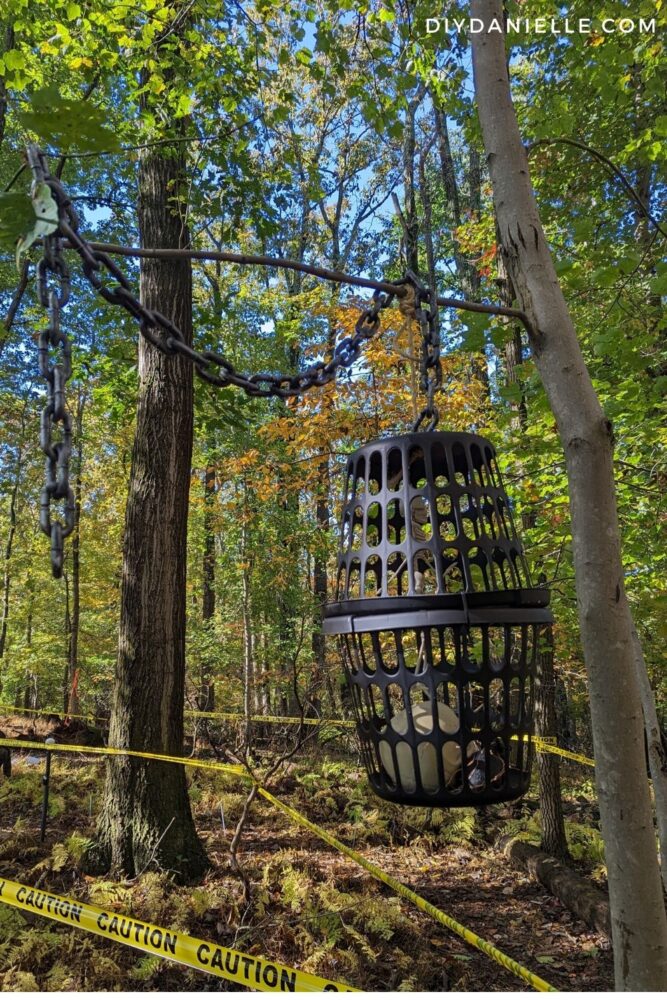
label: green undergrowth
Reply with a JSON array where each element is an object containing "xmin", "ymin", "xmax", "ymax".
[
  {"xmin": 0, "ymin": 751, "xmax": 605, "ymax": 990},
  {"xmin": 0, "ymin": 757, "xmax": 466, "ymax": 989},
  {"xmin": 497, "ymin": 772, "xmax": 608, "ymax": 885}
]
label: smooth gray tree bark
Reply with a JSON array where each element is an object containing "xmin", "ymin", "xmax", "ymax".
[{"xmin": 470, "ymin": 0, "xmax": 667, "ymax": 987}]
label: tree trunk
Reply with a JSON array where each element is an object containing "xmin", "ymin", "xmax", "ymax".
[
  {"xmin": 91, "ymin": 146, "xmax": 207, "ymax": 880},
  {"xmin": 535, "ymin": 625, "xmax": 569, "ymax": 858},
  {"xmin": 0, "ymin": 441, "xmax": 21, "ymax": 667},
  {"xmin": 401, "ymin": 87, "xmax": 423, "ymax": 275},
  {"xmin": 555, "ymin": 674, "xmax": 576, "ymax": 750},
  {"xmin": 311, "ymin": 482, "xmax": 329, "ymax": 714},
  {"xmin": 497, "ymin": 250, "xmax": 528, "ymax": 432},
  {"xmin": 258, "ymin": 625, "xmax": 270, "ymax": 715},
  {"xmin": 199, "ymin": 459, "xmax": 216, "ymax": 713},
  {"xmin": 497, "ymin": 835, "xmax": 610, "ymax": 936},
  {"xmin": 471, "ymin": 2, "xmax": 667, "ymax": 987},
  {"xmin": 499, "ymin": 252, "xmax": 566, "ymax": 854},
  {"xmin": 632, "ymin": 625, "xmax": 667, "ymax": 894},
  {"xmin": 240, "ymin": 504, "xmax": 254, "ymax": 731}
]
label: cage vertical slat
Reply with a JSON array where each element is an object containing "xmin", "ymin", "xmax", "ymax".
[{"xmin": 323, "ymin": 431, "xmax": 552, "ymax": 807}]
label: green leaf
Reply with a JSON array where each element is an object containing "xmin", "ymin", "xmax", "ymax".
[
  {"xmin": 460, "ymin": 312, "xmax": 488, "ymax": 352},
  {"xmin": 19, "ymin": 86, "xmax": 122, "ymax": 153},
  {"xmin": 4, "ymin": 49, "xmax": 25, "ymax": 71},
  {"xmin": 15, "ymin": 181, "xmax": 59, "ymax": 266},
  {"xmin": 649, "ymin": 271, "xmax": 667, "ymax": 296},
  {"xmin": 294, "ymin": 48, "xmax": 312, "ymax": 66},
  {"xmin": 0, "ymin": 192, "xmax": 35, "ymax": 250}
]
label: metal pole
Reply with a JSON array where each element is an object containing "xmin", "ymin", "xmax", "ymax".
[{"xmin": 40, "ymin": 738, "xmax": 56, "ymax": 842}]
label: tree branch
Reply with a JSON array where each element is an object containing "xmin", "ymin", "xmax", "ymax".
[
  {"xmin": 62, "ymin": 239, "xmax": 535, "ymax": 332},
  {"xmin": 527, "ymin": 137, "xmax": 667, "ymax": 240}
]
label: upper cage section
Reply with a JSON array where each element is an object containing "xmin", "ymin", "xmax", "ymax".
[{"xmin": 333, "ymin": 431, "xmax": 534, "ymax": 606}]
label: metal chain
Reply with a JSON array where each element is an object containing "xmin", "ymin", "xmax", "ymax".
[
  {"xmin": 408, "ymin": 271, "xmax": 441, "ymax": 431},
  {"xmin": 27, "ymin": 147, "xmax": 76, "ymax": 578},
  {"xmin": 27, "ymin": 147, "xmax": 395, "ymax": 401}
]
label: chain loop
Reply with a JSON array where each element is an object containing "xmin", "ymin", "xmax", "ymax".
[
  {"xmin": 26, "ymin": 146, "xmax": 401, "ymax": 575},
  {"xmin": 29, "ymin": 148, "xmax": 395, "ymax": 402},
  {"xmin": 27, "ymin": 146, "xmax": 76, "ymax": 578},
  {"xmin": 406, "ymin": 271, "xmax": 441, "ymax": 432}
]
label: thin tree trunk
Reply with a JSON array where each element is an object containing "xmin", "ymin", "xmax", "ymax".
[
  {"xmin": 433, "ymin": 104, "xmax": 461, "ymax": 226},
  {"xmin": 401, "ymin": 86, "xmax": 424, "ymax": 275},
  {"xmin": 471, "ymin": 2, "xmax": 667, "ymax": 986},
  {"xmin": 497, "ymin": 250, "xmax": 528, "ymax": 432},
  {"xmin": 632, "ymin": 625, "xmax": 667, "ymax": 894},
  {"xmin": 63, "ymin": 570, "xmax": 71, "ymax": 713},
  {"xmin": 240, "ymin": 498, "xmax": 254, "ymax": 730},
  {"xmin": 0, "ymin": 444, "xmax": 21, "ymax": 667},
  {"xmin": 555, "ymin": 674, "xmax": 576, "ymax": 749},
  {"xmin": 311, "ymin": 300, "xmax": 336, "ymax": 716},
  {"xmin": 91, "ymin": 145, "xmax": 207, "ymax": 880},
  {"xmin": 258, "ymin": 625, "xmax": 270, "ymax": 715},
  {"xmin": 200, "ymin": 459, "xmax": 216, "ymax": 713},
  {"xmin": 534, "ymin": 625, "xmax": 569, "ymax": 858},
  {"xmin": 500, "ymin": 252, "xmax": 567, "ymax": 853},
  {"xmin": 311, "ymin": 481, "xmax": 328, "ymax": 713},
  {"xmin": 418, "ymin": 138, "xmax": 438, "ymax": 306}
]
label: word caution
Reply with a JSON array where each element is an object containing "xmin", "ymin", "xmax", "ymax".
[{"xmin": 0, "ymin": 878, "xmax": 357, "ymax": 992}]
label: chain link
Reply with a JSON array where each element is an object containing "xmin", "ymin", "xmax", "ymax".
[
  {"xmin": 407, "ymin": 271, "xmax": 441, "ymax": 431},
  {"xmin": 26, "ymin": 145, "xmax": 403, "ymax": 575},
  {"xmin": 27, "ymin": 147, "xmax": 76, "ymax": 578},
  {"xmin": 28, "ymin": 148, "xmax": 395, "ymax": 401}
]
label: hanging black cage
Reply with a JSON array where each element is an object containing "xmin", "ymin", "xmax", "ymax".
[{"xmin": 323, "ymin": 431, "xmax": 552, "ymax": 807}]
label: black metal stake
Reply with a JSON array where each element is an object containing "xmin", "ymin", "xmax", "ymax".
[{"xmin": 40, "ymin": 738, "xmax": 55, "ymax": 842}]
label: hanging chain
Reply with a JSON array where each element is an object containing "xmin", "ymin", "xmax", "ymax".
[
  {"xmin": 26, "ymin": 147, "xmax": 76, "ymax": 578},
  {"xmin": 27, "ymin": 146, "xmax": 395, "ymax": 401},
  {"xmin": 408, "ymin": 272, "xmax": 441, "ymax": 431}
]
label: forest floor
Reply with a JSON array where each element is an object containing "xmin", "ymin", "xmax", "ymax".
[{"xmin": 0, "ymin": 714, "xmax": 614, "ymax": 992}]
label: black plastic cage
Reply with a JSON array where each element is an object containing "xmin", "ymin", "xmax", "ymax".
[{"xmin": 322, "ymin": 431, "xmax": 552, "ymax": 807}]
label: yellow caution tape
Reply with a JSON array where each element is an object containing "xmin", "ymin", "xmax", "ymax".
[
  {"xmin": 0, "ymin": 877, "xmax": 357, "ymax": 991},
  {"xmin": 0, "ymin": 736, "xmax": 567, "ymax": 989},
  {"xmin": 258, "ymin": 787, "xmax": 556, "ymax": 992},
  {"xmin": 0, "ymin": 703, "xmax": 355, "ymax": 729},
  {"xmin": 0, "ymin": 704, "xmax": 592, "ymax": 763},
  {"xmin": 0, "ymin": 738, "xmax": 245, "ymax": 777},
  {"xmin": 509, "ymin": 733, "xmax": 594, "ymax": 768},
  {"xmin": 0, "ymin": 703, "xmax": 106, "ymax": 725},
  {"xmin": 533, "ymin": 738, "xmax": 595, "ymax": 768}
]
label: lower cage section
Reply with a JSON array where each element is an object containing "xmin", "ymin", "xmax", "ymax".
[{"xmin": 339, "ymin": 621, "xmax": 543, "ymax": 806}]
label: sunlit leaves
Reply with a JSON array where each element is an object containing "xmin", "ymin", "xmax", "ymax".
[{"xmin": 18, "ymin": 86, "xmax": 122, "ymax": 153}]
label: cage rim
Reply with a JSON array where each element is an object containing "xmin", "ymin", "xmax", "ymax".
[
  {"xmin": 323, "ymin": 603, "xmax": 553, "ymax": 634},
  {"xmin": 324, "ymin": 586, "xmax": 550, "ymax": 618},
  {"xmin": 340, "ymin": 428, "xmax": 500, "ymax": 457}
]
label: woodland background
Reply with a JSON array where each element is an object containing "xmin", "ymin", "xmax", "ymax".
[
  {"xmin": 0, "ymin": 0, "xmax": 664, "ymax": 739},
  {"xmin": 0, "ymin": 0, "xmax": 665, "ymax": 992}
]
